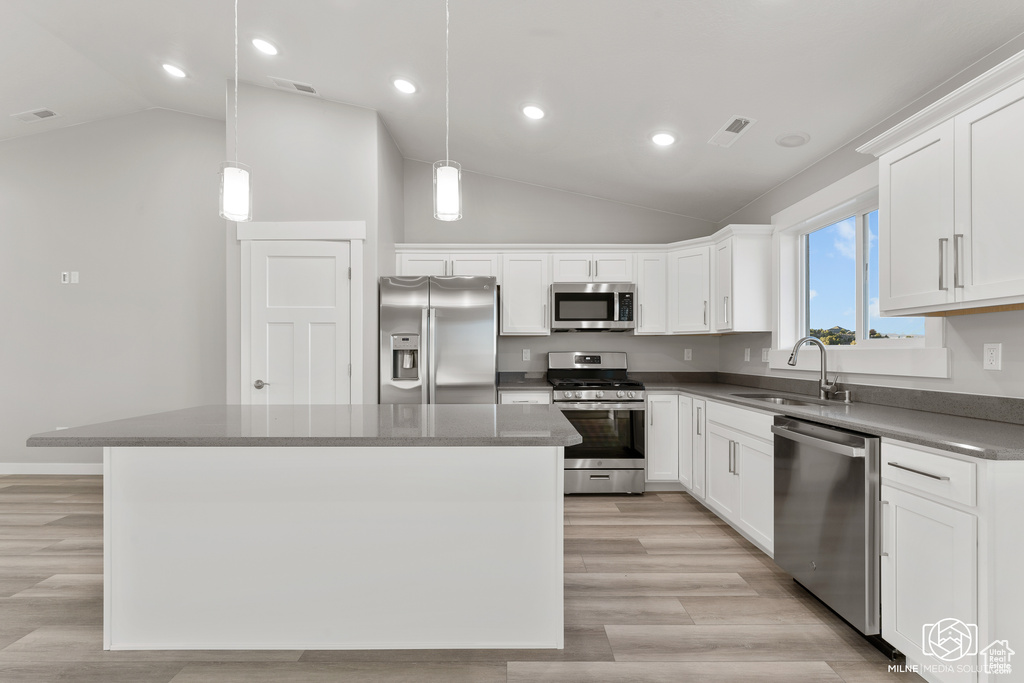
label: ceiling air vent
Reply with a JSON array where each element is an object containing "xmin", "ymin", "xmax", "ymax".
[
  {"xmin": 11, "ymin": 108, "xmax": 61, "ymax": 123},
  {"xmin": 708, "ymin": 115, "xmax": 757, "ymax": 148},
  {"xmin": 269, "ymin": 77, "xmax": 319, "ymax": 97}
]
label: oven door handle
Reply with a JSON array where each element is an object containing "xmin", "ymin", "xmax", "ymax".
[{"xmin": 555, "ymin": 402, "xmax": 646, "ymax": 411}]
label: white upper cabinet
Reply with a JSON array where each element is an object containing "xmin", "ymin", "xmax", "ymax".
[
  {"xmin": 500, "ymin": 253, "xmax": 551, "ymax": 336},
  {"xmin": 398, "ymin": 253, "xmax": 500, "ymax": 281},
  {"xmin": 552, "ymin": 252, "xmax": 633, "ymax": 282},
  {"xmin": 861, "ymin": 54, "xmax": 1024, "ymax": 315},
  {"xmin": 954, "ymin": 77, "xmax": 1024, "ymax": 304},
  {"xmin": 667, "ymin": 246, "xmax": 710, "ymax": 333},
  {"xmin": 635, "ymin": 253, "xmax": 667, "ymax": 335},
  {"xmin": 878, "ymin": 121, "xmax": 956, "ymax": 313},
  {"xmin": 710, "ymin": 228, "xmax": 772, "ymax": 333}
]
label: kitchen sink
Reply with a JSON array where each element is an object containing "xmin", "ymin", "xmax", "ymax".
[{"xmin": 731, "ymin": 393, "xmax": 828, "ymax": 407}]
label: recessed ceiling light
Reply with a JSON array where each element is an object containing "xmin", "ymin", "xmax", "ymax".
[
  {"xmin": 251, "ymin": 38, "xmax": 279, "ymax": 56},
  {"xmin": 776, "ymin": 132, "xmax": 811, "ymax": 148},
  {"xmin": 162, "ymin": 64, "xmax": 186, "ymax": 78},
  {"xmin": 651, "ymin": 132, "xmax": 675, "ymax": 146},
  {"xmin": 393, "ymin": 79, "xmax": 417, "ymax": 94},
  {"xmin": 522, "ymin": 105, "xmax": 545, "ymax": 120}
]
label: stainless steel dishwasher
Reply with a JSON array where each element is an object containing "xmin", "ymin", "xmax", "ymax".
[{"xmin": 772, "ymin": 416, "xmax": 881, "ymax": 636}]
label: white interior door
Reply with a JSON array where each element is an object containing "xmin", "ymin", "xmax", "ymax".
[{"xmin": 249, "ymin": 240, "xmax": 351, "ymax": 405}]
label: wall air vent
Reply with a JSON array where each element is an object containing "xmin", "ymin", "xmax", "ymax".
[
  {"xmin": 269, "ymin": 77, "xmax": 319, "ymax": 96},
  {"xmin": 708, "ymin": 115, "xmax": 757, "ymax": 148},
  {"xmin": 11, "ymin": 108, "xmax": 61, "ymax": 123}
]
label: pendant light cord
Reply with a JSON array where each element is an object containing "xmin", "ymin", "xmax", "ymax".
[
  {"xmin": 444, "ymin": 0, "xmax": 450, "ymax": 164},
  {"xmin": 233, "ymin": 0, "xmax": 239, "ymax": 164}
]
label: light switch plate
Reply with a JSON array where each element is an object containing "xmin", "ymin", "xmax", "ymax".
[
  {"xmin": 762, "ymin": 348, "xmax": 770, "ymax": 362},
  {"xmin": 983, "ymin": 343, "xmax": 1002, "ymax": 370},
  {"xmin": 684, "ymin": 349, "xmax": 692, "ymax": 361},
  {"xmin": 522, "ymin": 349, "xmax": 530, "ymax": 362},
  {"xmin": 744, "ymin": 348, "xmax": 751, "ymax": 362}
]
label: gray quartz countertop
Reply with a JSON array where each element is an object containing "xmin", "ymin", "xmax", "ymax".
[
  {"xmin": 645, "ymin": 382, "xmax": 1024, "ymax": 461},
  {"xmin": 26, "ymin": 404, "xmax": 583, "ymax": 448}
]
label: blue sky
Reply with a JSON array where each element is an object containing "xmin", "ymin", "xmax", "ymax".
[{"xmin": 807, "ymin": 211, "xmax": 925, "ymax": 337}]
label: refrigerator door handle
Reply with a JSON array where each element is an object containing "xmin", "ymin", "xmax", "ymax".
[
  {"xmin": 428, "ymin": 307, "xmax": 438, "ymax": 403},
  {"xmin": 421, "ymin": 307, "xmax": 430, "ymax": 404}
]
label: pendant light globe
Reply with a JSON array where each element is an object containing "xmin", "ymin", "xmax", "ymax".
[
  {"xmin": 219, "ymin": 0, "xmax": 252, "ymax": 222},
  {"xmin": 433, "ymin": 0, "xmax": 462, "ymax": 222}
]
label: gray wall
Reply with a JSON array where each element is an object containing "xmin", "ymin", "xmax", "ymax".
[
  {"xmin": 498, "ymin": 334, "xmax": 719, "ymax": 374},
  {"xmin": 403, "ymin": 159, "xmax": 715, "ymax": 244},
  {"xmin": 0, "ymin": 109, "xmax": 226, "ymax": 466},
  {"xmin": 225, "ymin": 84, "xmax": 397, "ymax": 404}
]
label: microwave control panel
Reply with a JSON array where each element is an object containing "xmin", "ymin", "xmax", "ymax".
[{"xmin": 617, "ymin": 292, "xmax": 634, "ymax": 321}]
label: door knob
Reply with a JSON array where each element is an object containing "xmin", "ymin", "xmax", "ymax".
[{"xmin": 253, "ymin": 379, "xmax": 269, "ymax": 389}]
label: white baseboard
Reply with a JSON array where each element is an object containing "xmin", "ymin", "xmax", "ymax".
[{"xmin": 0, "ymin": 463, "xmax": 102, "ymax": 475}]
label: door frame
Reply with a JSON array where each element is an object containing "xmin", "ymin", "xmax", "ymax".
[{"xmin": 238, "ymin": 221, "xmax": 365, "ymax": 405}]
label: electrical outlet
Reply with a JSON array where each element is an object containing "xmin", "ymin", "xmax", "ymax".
[
  {"xmin": 762, "ymin": 348, "xmax": 770, "ymax": 362},
  {"xmin": 684, "ymin": 349, "xmax": 692, "ymax": 361},
  {"xmin": 60, "ymin": 271, "xmax": 70, "ymax": 284},
  {"xmin": 744, "ymin": 348, "xmax": 751, "ymax": 362},
  {"xmin": 983, "ymin": 343, "xmax": 1002, "ymax": 371},
  {"xmin": 522, "ymin": 349, "xmax": 530, "ymax": 362}
]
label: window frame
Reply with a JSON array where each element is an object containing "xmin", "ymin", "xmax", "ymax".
[{"xmin": 770, "ymin": 163, "xmax": 949, "ymax": 379}]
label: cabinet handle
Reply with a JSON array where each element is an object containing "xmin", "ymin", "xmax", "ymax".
[
  {"xmin": 938, "ymin": 238, "xmax": 948, "ymax": 291},
  {"xmin": 953, "ymin": 234, "xmax": 963, "ymax": 288},
  {"xmin": 639, "ymin": 303, "xmax": 644, "ymax": 328},
  {"xmin": 543, "ymin": 303, "xmax": 547, "ymax": 330},
  {"xmin": 728, "ymin": 441, "xmax": 735, "ymax": 473},
  {"xmin": 703, "ymin": 300, "xmax": 707, "ymax": 326},
  {"xmin": 723, "ymin": 296, "xmax": 729, "ymax": 324},
  {"xmin": 696, "ymin": 407, "xmax": 702, "ymax": 435},
  {"xmin": 887, "ymin": 461, "xmax": 950, "ymax": 481},
  {"xmin": 588, "ymin": 260, "xmax": 592, "ymax": 278},
  {"xmin": 733, "ymin": 441, "xmax": 739, "ymax": 476},
  {"xmin": 879, "ymin": 500, "xmax": 889, "ymax": 557}
]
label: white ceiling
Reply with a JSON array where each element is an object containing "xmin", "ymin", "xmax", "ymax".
[{"xmin": 5, "ymin": 1, "xmax": 1024, "ymax": 223}]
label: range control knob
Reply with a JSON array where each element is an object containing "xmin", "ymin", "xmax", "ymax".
[
  {"xmin": 617, "ymin": 390, "xmax": 625, "ymax": 398},
  {"xmin": 596, "ymin": 391, "xmax": 604, "ymax": 398},
  {"xmin": 563, "ymin": 391, "xmax": 572, "ymax": 398},
  {"xmin": 575, "ymin": 391, "xmax": 583, "ymax": 399},
  {"xmin": 627, "ymin": 391, "xmax": 636, "ymax": 399}
]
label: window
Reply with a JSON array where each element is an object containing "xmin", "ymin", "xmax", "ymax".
[{"xmin": 803, "ymin": 209, "xmax": 925, "ymax": 345}]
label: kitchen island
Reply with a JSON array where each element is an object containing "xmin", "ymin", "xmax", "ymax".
[{"xmin": 27, "ymin": 404, "xmax": 580, "ymax": 651}]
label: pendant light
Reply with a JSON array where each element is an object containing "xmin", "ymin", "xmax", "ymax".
[
  {"xmin": 219, "ymin": 0, "xmax": 252, "ymax": 222},
  {"xmin": 433, "ymin": 0, "xmax": 461, "ymax": 221}
]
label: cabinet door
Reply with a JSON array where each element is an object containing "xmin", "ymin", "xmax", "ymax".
[
  {"xmin": 705, "ymin": 425, "xmax": 739, "ymax": 519},
  {"xmin": 881, "ymin": 485, "xmax": 977, "ymax": 682},
  {"xmin": 676, "ymin": 395, "xmax": 694, "ymax": 489},
  {"xmin": 450, "ymin": 253, "xmax": 500, "ymax": 280},
  {"xmin": 552, "ymin": 253, "xmax": 593, "ymax": 282},
  {"xmin": 593, "ymin": 253, "xmax": 634, "ymax": 282},
  {"xmin": 498, "ymin": 391, "xmax": 551, "ymax": 404},
  {"xmin": 500, "ymin": 254, "xmax": 551, "ymax": 335},
  {"xmin": 691, "ymin": 399, "xmax": 706, "ymax": 500},
  {"xmin": 714, "ymin": 240, "xmax": 733, "ymax": 331},
  {"xmin": 636, "ymin": 254, "xmax": 667, "ymax": 335},
  {"xmin": 667, "ymin": 246, "xmax": 710, "ymax": 333},
  {"xmin": 955, "ymin": 78, "xmax": 1024, "ymax": 304},
  {"xmin": 399, "ymin": 253, "xmax": 448, "ymax": 276},
  {"xmin": 736, "ymin": 437, "xmax": 773, "ymax": 553},
  {"xmin": 879, "ymin": 120, "xmax": 955, "ymax": 313},
  {"xmin": 646, "ymin": 394, "xmax": 679, "ymax": 482}
]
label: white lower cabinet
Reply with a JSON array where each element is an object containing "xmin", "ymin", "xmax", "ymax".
[
  {"xmin": 498, "ymin": 390, "xmax": 551, "ymax": 404},
  {"xmin": 881, "ymin": 483, "xmax": 977, "ymax": 683},
  {"xmin": 645, "ymin": 394, "xmax": 679, "ymax": 482},
  {"xmin": 704, "ymin": 401, "xmax": 774, "ymax": 555}
]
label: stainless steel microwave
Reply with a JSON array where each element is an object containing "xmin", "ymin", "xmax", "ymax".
[{"xmin": 550, "ymin": 283, "xmax": 635, "ymax": 332}]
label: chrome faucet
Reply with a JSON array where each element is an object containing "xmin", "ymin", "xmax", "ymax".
[{"xmin": 788, "ymin": 336, "xmax": 838, "ymax": 400}]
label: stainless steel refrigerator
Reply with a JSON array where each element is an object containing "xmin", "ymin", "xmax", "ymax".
[{"xmin": 379, "ymin": 276, "xmax": 498, "ymax": 404}]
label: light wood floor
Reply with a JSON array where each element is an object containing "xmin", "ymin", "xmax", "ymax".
[{"xmin": 0, "ymin": 475, "xmax": 924, "ymax": 682}]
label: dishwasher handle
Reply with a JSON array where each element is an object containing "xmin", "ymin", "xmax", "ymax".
[{"xmin": 771, "ymin": 424, "xmax": 866, "ymax": 458}]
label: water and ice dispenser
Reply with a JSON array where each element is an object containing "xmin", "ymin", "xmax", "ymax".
[{"xmin": 390, "ymin": 334, "xmax": 419, "ymax": 380}]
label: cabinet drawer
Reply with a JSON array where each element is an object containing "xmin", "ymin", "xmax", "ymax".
[
  {"xmin": 499, "ymin": 391, "xmax": 551, "ymax": 405},
  {"xmin": 706, "ymin": 400, "xmax": 775, "ymax": 443},
  {"xmin": 881, "ymin": 441, "xmax": 976, "ymax": 507}
]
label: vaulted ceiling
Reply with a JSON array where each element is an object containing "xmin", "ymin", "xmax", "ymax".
[{"xmin": 5, "ymin": 0, "xmax": 1024, "ymax": 222}]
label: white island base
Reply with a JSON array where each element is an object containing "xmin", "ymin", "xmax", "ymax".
[{"xmin": 103, "ymin": 445, "xmax": 564, "ymax": 650}]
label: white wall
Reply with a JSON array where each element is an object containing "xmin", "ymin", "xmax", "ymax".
[
  {"xmin": 0, "ymin": 109, "xmax": 226, "ymax": 467},
  {"xmin": 403, "ymin": 159, "xmax": 715, "ymax": 244},
  {"xmin": 225, "ymin": 84, "xmax": 393, "ymax": 404},
  {"xmin": 377, "ymin": 119, "xmax": 405, "ymax": 276},
  {"xmin": 498, "ymin": 334, "xmax": 718, "ymax": 374}
]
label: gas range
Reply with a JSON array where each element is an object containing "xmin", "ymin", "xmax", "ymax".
[
  {"xmin": 549, "ymin": 378, "xmax": 645, "ymax": 403},
  {"xmin": 547, "ymin": 352, "xmax": 646, "ymax": 404}
]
